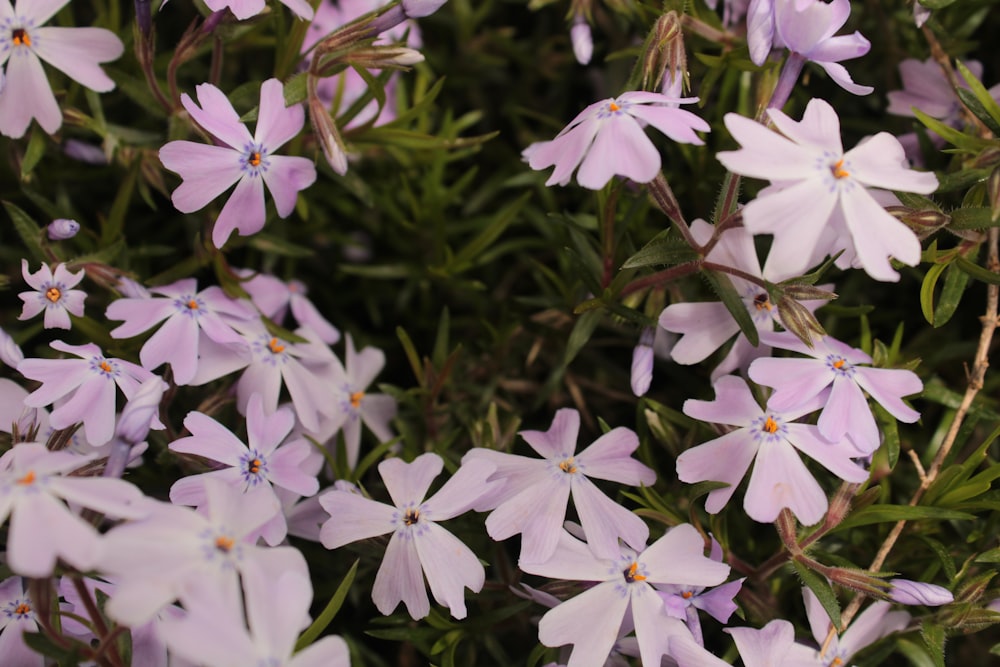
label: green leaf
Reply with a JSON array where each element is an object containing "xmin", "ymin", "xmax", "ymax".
[
  {"xmin": 920, "ymin": 262, "xmax": 947, "ymax": 325},
  {"xmin": 957, "ymin": 61, "xmax": 1000, "ymax": 130},
  {"xmin": 20, "ymin": 125, "xmax": 47, "ymax": 180},
  {"xmin": 913, "ymin": 108, "xmax": 992, "ymax": 153},
  {"xmin": 949, "ymin": 207, "xmax": 1000, "ymax": 230},
  {"xmin": 702, "ymin": 269, "xmax": 758, "ymax": 346},
  {"xmin": 792, "ymin": 559, "xmax": 841, "ymax": 632},
  {"xmin": 396, "ymin": 326, "xmax": 424, "ymax": 385},
  {"xmin": 834, "ymin": 505, "xmax": 975, "ymax": 532},
  {"xmin": 563, "ymin": 309, "xmax": 602, "ymax": 367},
  {"xmin": 934, "ymin": 262, "xmax": 971, "ymax": 327},
  {"xmin": 897, "ymin": 638, "xmax": 939, "ymax": 667},
  {"xmin": 4, "ymin": 201, "xmax": 46, "ymax": 262},
  {"xmin": 621, "ymin": 233, "xmax": 701, "ymax": 269},
  {"xmin": 920, "ymin": 621, "xmax": 946, "ymax": 667},
  {"xmin": 247, "ymin": 233, "xmax": 315, "ymax": 258},
  {"xmin": 295, "ymin": 559, "xmax": 359, "ymax": 651},
  {"xmin": 955, "ymin": 255, "xmax": 1000, "ymax": 285},
  {"xmin": 447, "ymin": 193, "xmax": 529, "ymax": 273},
  {"xmin": 874, "ymin": 403, "xmax": 901, "ymax": 469},
  {"xmin": 956, "ymin": 88, "xmax": 1000, "ymax": 137}
]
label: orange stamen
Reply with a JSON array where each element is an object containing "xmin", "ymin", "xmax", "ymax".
[
  {"xmin": 45, "ymin": 287, "xmax": 61, "ymax": 302},
  {"xmin": 832, "ymin": 158, "xmax": 849, "ymax": 179},
  {"xmin": 215, "ymin": 536, "xmax": 235, "ymax": 552},
  {"xmin": 608, "ymin": 102, "xmax": 620, "ymax": 112},
  {"xmin": 248, "ymin": 458, "xmax": 262, "ymax": 474},
  {"xmin": 99, "ymin": 361, "xmax": 113, "ymax": 373},
  {"xmin": 763, "ymin": 417, "xmax": 779, "ymax": 434},
  {"xmin": 249, "ymin": 152, "xmax": 261, "ymax": 167},
  {"xmin": 626, "ymin": 562, "xmax": 646, "ymax": 582},
  {"xmin": 559, "ymin": 457, "xmax": 577, "ymax": 474},
  {"xmin": 14, "ymin": 603, "xmax": 30, "ymax": 615},
  {"xmin": 12, "ymin": 29, "xmax": 30, "ymax": 47},
  {"xmin": 267, "ymin": 338, "xmax": 285, "ymax": 354},
  {"xmin": 350, "ymin": 391, "xmax": 364, "ymax": 409},
  {"xmin": 187, "ymin": 299, "xmax": 199, "ymax": 310},
  {"xmin": 833, "ymin": 359, "xmax": 845, "ymax": 369},
  {"xmin": 682, "ymin": 591, "xmax": 694, "ymax": 599},
  {"xmin": 16, "ymin": 471, "xmax": 35, "ymax": 486}
]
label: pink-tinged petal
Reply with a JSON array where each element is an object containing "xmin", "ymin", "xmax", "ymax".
[
  {"xmin": 18, "ymin": 357, "xmax": 88, "ymax": 406},
  {"xmin": 677, "ymin": 429, "xmax": 758, "ymax": 515},
  {"xmin": 815, "ymin": 60, "xmax": 875, "ymax": 96},
  {"xmin": 0, "ymin": 617, "xmax": 43, "ymax": 667},
  {"xmin": 839, "ymin": 191, "xmax": 921, "ymax": 282},
  {"xmin": 626, "ymin": 105, "xmax": 709, "ymax": 145},
  {"xmin": 693, "ymin": 578, "xmax": 744, "ymax": 623},
  {"xmin": 167, "ymin": 474, "xmax": 210, "ymax": 506},
  {"xmin": 766, "ymin": 99, "xmax": 844, "ymax": 153},
  {"xmin": 817, "ymin": 375, "xmax": 875, "ymax": 446},
  {"xmin": 51, "ymin": 263, "xmax": 84, "ymax": 288},
  {"xmin": 290, "ymin": 636, "xmax": 350, "ymax": 667},
  {"xmin": 41, "ymin": 305, "xmax": 71, "ymax": 329},
  {"xmin": 718, "ymin": 114, "xmax": 820, "ymax": 180},
  {"xmin": 49, "ymin": 476, "xmax": 145, "ymax": 519},
  {"xmin": 744, "ymin": 440, "xmax": 826, "ymax": 525},
  {"xmin": 140, "ymin": 313, "xmax": 199, "ymax": 382},
  {"xmin": 802, "ymin": 586, "xmax": 834, "ymax": 645},
  {"xmin": 278, "ymin": 0, "xmax": 315, "ymax": 19},
  {"xmin": 0, "ymin": 50, "xmax": 61, "ymax": 137},
  {"xmin": 807, "ymin": 31, "xmax": 871, "ymax": 63},
  {"xmin": 774, "ymin": 0, "xmax": 846, "ymax": 52},
  {"xmin": 261, "ymin": 155, "xmax": 317, "ymax": 218},
  {"xmin": 413, "ymin": 522, "xmax": 483, "ymax": 619},
  {"xmin": 18, "ymin": 293, "xmax": 44, "ymax": 322},
  {"xmin": 520, "ymin": 408, "xmax": 580, "ymax": 459},
  {"xmin": 51, "ymin": 375, "xmax": 117, "ymax": 445},
  {"xmin": 487, "ymin": 477, "xmax": 570, "ymax": 564},
  {"xmin": 106, "ymin": 298, "xmax": 176, "ymax": 338},
  {"xmin": 630, "ymin": 586, "xmax": 674, "ymax": 667},
  {"xmin": 423, "ymin": 458, "xmax": 495, "ymax": 520},
  {"xmin": 667, "ymin": 621, "xmax": 732, "ymax": 667},
  {"xmin": 345, "ymin": 335, "xmax": 385, "ymax": 388},
  {"xmin": 617, "ymin": 91, "xmax": 700, "ymax": 105},
  {"xmin": 683, "ymin": 375, "xmax": 763, "ymax": 427},
  {"xmin": 526, "ymin": 121, "xmax": 600, "ymax": 187},
  {"xmin": 61, "ymin": 290, "xmax": 86, "ymax": 318},
  {"xmin": 212, "ymin": 175, "xmax": 267, "ymax": 248},
  {"xmin": 9, "ymin": 494, "xmax": 101, "ymax": 577},
  {"xmin": 745, "ymin": 0, "xmax": 774, "ymax": 65},
  {"xmin": 372, "ymin": 532, "xmax": 429, "ymax": 619},
  {"xmin": 847, "ymin": 132, "xmax": 938, "ymax": 193},
  {"xmin": 576, "ymin": 114, "xmax": 659, "ymax": 189},
  {"xmin": 268, "ymin": 441, "xmax": 320, "ymax": 497},
  {"xmin": 159, "ymin": 142, "xmax": 244, "ymax": 213},
  {"xmin": 839, "ymin": 600, "xmax": 909, "ymax": 658},
  {"xmin": 32, "ymin": 27, "xmax": 123, "ymax": 92},
  {"xmin": 255, "ymin": 79, "xmax": 306, "ymax": 150},
  {"xmin": 642, "ymin": 524, "xmax": 730, "ymax": 586},
  {"xmin": 741, "ymin": 182, "xmax": 838, "ymax": 274},
  {"xmin": 204, "ymin": 0, "xmax": 267, "ymax": 19},
  {"xmin": 360, "ymin": 393, "xmax": 397, "ymax": 443},
  {"xmin": 572, "ymin": 476, "xmax": 649, "ymax": 558},
  {"xmin": 784, "ymin": 424, "xmax": 869, "ymax": 483},
  {"xmin": 518, "ymin": 529, "xmax": 613, "ymax": 581},
  {"xmin": 380, "ymin": 453, "xmax": 443, "ymax": 508},
  {"xmin": 537, "ymin": 580, "xmax": 628, "ymax": 667},
  {"xmin": 188, "ymin": 335, "xmax": 251, "ymax": 385},
  {"xmin": 181, "ymin": 84, "xmax": 254, "ymax": 150},
  {"xmin": 290, "ymin": 295, "xmax": 340, "ymax": 344},
  {"xmin": 854, "ymin": 367, "xmax": 922, "ymax": 422},
  {"xmin": 318, "ymin": 490, "xmax": 394, "ymax": 548},
  {"xmin": 281, "ymin": 360, "xmax": 330, "ymax": 433},
  {"xmin": 171, "ymin": 412, "xmax": 246, "ymax": 466},
  {"xmin": 246, "ymin": 394, "xmax": 294, "ymax": 454},
  {"xmin": 750, "ymin": 357, "xmax": 832, "ymax": 413},
  {"xmin": 577, "ymin": 427, "xmax": 655, "ymax": 485},
  {"xmin": 658, "ymin": 301, "xmax": 740, "ymax": 365},
  {"xmin": 16, "ymin": 0, "xmax": 68, "ymax": 23},
  {"xmin": 727, "ymin": 620, "xmax": 796, "ymax": 667}
]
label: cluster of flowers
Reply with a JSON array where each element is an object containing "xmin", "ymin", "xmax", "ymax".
[{"xmin": 0, "ymin": 0, "xmax": 985, "ymax": 664}]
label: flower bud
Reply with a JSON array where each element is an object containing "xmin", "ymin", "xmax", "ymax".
[
  {"xmin": 630, "ymin": 327, "xmax": 655, "ymax": 396},
  {"xmin": 402, "ymin": 0, "xmax": 447, "ymax": 18},
  {"xmin": 116, "ymin": 377, "xmax": 168, "ymax": 445},
  {"xmin": 63, "ymin": 139, "xmax": 109, "ymax": 165},
  {"xmin": 309, "ymin": 94, "xmax": 349, "ymax": 175},
  {"xmin": 889, "ymin": 579, "xmax": 954, "ymax": 606},
  {"xmin": 570, "ymin": 15, "xmax": 593, "ymax": 66},
  {"xmin": 639, "ymin": 12, "xmax": 685, "ymax": 92},
  {"xmin": 0, "ymin": 328, "xmax": 24, "ymax": 369},
  {"xmin": 887, "ymin": 206, "xmax": 950, "ymax": 236},
  {"xmin": 828, "ymin": 568, "xmax": 892, "ymax": 597},
  {"xmin": 776, "ymin": 295, "xmax": 826, "ymax": 347},
  {"xmin": 47, "ymin": 218, "xmax": 80, "ymax": 241},
  {"xmin": 781, "ymin": 284, "xmax": 837, "ymax": 303}
]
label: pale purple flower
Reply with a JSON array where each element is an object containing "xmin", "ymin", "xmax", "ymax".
[
  {"xmin": 0, "ymin": 326, "xmax": 23, "ymax": 369},
  {"xmin": 319, "ymin": 453, "xmax": 495, "ymax": 619},
  {"xmin": 315, "ymin": 333, "xmax": 397, "ymax": 468},
  {"xmin": 630, "ymin": 327, "xmax": 655, "ymax": 396},
  {"xmin": 888, "ymin": 579, "xmax": 953, "ymax": 606},
  {"xmin": 658, "ymin": 539, "xmax": 743, "ymax": 645},
  {"xmin": 105, "ymin": 278, "xmax": 256, "ymax": 385},
  {"xmin": 191, "ymin": 0, "xmax": 315, "ymax": 20},
  {"xmin": 524, "ymin": 91, "xmax": 710, "ymax": 190},
  {"xmin": 570, "ymin": 14, "xmax": 592, "ymax": 66},
  {"xmin": 677, "ymin": 375, "xmax": 868, "ymax": 525},
  {"xmin": 46, "ymin": 218, "xmax": 79, "ymax": 240},
  {"xmin": 0, "ymin": 577, "xmax": 42, "ymax": 667},
  {"xmin": 158, "ymin": 566, "xmax": 350, "ymax": 667},
  {"xmin": 749, "ymin": 332, "xmax": 922, "ymax": 454},
  {"xmin": 18, "ymin": 341, "xmax": 160, "ymax": 445},
  {"xmin": 159, "ymin": 79, "xmax": 317, "ymax": 248},
  {"xmin": 0, "ymin": 0, "xmax": 124, "ymax": 137},
  {"xmin": 727, "ymin": 619, "xmax": 800, "ymax": 667},
  {"xmin": 114, "ymin": 376, "xmax": 167, "ymax": 446},
  {"xmin": 0, "ymin": 378, "xmax": 46, "ymax": 439},
  {"xmin": 238, "ymin": 269, "xmax": 341, "ymax": 344},
  {"xmin": 464, "ymin": 408, "xmax": 656, "ymax": 563},
  {"xmin": 717, "ymin": 98, "xmax": 939, "ymax": 281},
  {"xmin": 519, "ymin": 525, "xmax": 731, "ymax": 667},
  {"xmin": 63, "ymin": 138, "xmax": 108, "ymax": 165},
  {"xmin": 403, "ymin": 0, "xmax": 447, "ymax": 17},
  {"xmin": 18, "ymin": 260, "xmax": 86, "ymax": 330},
  {"xmin": 169, "ymin": 393, "xmax": 320, "ymax": 545},
  {"xmin": 0, "ymin": 443, "xmax": 145, "ymax": 577},
  {"xmin": 101, "ymin": 479, "xmax": 308, "ymax": 626}
]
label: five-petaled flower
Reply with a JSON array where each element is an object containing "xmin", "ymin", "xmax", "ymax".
[
  {"xmin": 159, "ymin": 79, "xmax": 317, "ymax": 248},
  {"xmin": 18, "ymin": 260, "xmax": 86, "ymax": 330}
]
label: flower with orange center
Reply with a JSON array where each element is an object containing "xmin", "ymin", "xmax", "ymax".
[{"xmin": 18, "ymin": 260, "xmax": 86, "ymax": 330}]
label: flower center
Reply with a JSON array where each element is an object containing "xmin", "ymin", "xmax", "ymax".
[
  {"xmin": 100, "ymin": 361, "xmax": 113, "ymax": 373},
  {"xmin": 247, "ymin": 458, "xmax": 262, "ymax": 475},
  {"xmin": 753, "ymin": 293, "xmax": 772, "ymax": 311},
  {"xmin": 831, "ymin": 158, "xmax": 850, "ymax": 179},
  {"xmin": 763, "ymin": 417, "xmax": 779, "ymax": 434},
  {"xmin": 249, "ymin": 151, "xmax": 261, "ymax": 167},
  {"xmin": 13, "ymin": 602, "xmax": 30, "ymax": 615},
  {"xmin": 608, "ymin": 102, "xmax": 620, "ymax": 112},
  {"xmin": 350, "ymin": 391, "xmax": 364, "ymax": 409},
  {"xmin": 558, "ymin": 457, "xmax": 577, "ymax": 474},
  {"xmin": 267, "ymin": 338, "xmax": 285, "ymax": 354},
  {"xmin": 403, "ymin": 508, "xmax": 420, "ymax": 525},
  {"xmin": 45, "ymin": 287, "xmax": 61, "ymax": 302},
  {"xmin": 681, "ymin": 591, "xmax": 694, "ymax": 599},
  {"xmin": 12, "ymin": 28, "xmax": 30, "ymax": 47},
  {"xmin": 187, "ymin": 299, "xmax": 199, "ymax": 310},
  {"xmin": 215, "ymin": 536, "xmax": 235, "ymax": 553},
  {"xmin": 16, "ymin": 471, "xmax": 35, "ymax": 485},
  {"xmin": 623, "ymin": 562, "xmax": 646, "ymax": 583}
]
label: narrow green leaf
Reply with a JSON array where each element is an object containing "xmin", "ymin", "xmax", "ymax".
[
  {"xmin": 920, "ymin": 262, "xmax": 947, "ymax": 324},
  {"xmin": 956, "ymin": 88, "xmax": 1000, "ymax": 137},
  {"xmin": 248, "ymin": 233, "xmax": 315, "ymax": 258},
  {"xmin": 792, "ymin": 559, "xmax": 842, "ymax": 632},
  {"xmin": 920, "ymin": 621, "xmax": 946, "ymax": 667},
  {"xmin": 955, "ymin": 255, "xmax": 1000, "ymax": 285},
  {"xmin": 396, "ymin": 326, "xmax": 425, "ymax": 385},
  {"xmin": 103, "ymin": 161, "xmax": 139, "ymax": 244},
  {"xmin": 897, "ymin": 638, "xmax": 938, "ymax": 667},
  {"xmin": 957, "ymin": 61, "xmax": 1000, "ymax": 128},
  {"xmin": 949, "ymin": 207, "xmax": 1000, "ymax": 230},
  {"xmin": 873, "ymin": 403, "xmax": 900, "ymax": 469},
  {"xmin": 913, "ymin": 108, "xmax": 991, "ymax": 153},
  {"xmin": 449, "ymin": 193, "xmax": 529, "ymax": 271},
  {"xmin": 20, "ymin": 125, "xmax": 47, "ymax": 180},
  {"xmin": 294, "ymin": 559, "xmax": 359, "ymax": 651},
  {"xmin": 621, "ymin": 233, "xmax": 701, "ymax": 269},
  {"xmin": 563, "ymin": 309, "xmax": 602, "ymax": 366},
  {"xmin": 934, "ymin": 263, "xmax": 971, "ymax": 327},
  {"xmin": 835, "ymin": 505, "xmax": 975, "ymax": 531},
  {"xmin": 702, "ymin": 269, "xmax": 758, "ymax": 346},
  {"xmin": 4, "ymin": 201, "xmax": 46, "ymax": 262}
]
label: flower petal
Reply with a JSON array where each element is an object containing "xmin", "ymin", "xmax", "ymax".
[
  {"xmin": 261, "ymin": 155, "xmax": 316, "ymax": 218},
  {"xmin": 0, "ymin": 50, "xmax": 61, "ymax": 137},
  {"xmin": 159, "ymin": 142, "xmax": 243, "ymax": 213},
  {"xmin": 32, "ymin": 26, "xmax": 123, "ymax": 92},
  {"xmin": 212, "ymin": 175, "xmax": 267, "ymax": 248},
  {"xmin": 372, "ymin": 532, "xmax": 429, "ymax": 619},
  {"xmin": 255, "ymin": 78, "xmax": 306, "ymax": 150},
  {"xmin": 414, "ymin": 522, "xmax": 484, "ymax": 619},
  {"xmin": 182, "ymin": 83, "xmax": 254, "ymax": 150}
]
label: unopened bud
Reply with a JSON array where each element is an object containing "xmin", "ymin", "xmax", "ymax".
[
  {"xmin": 640, "ymin": 12, "xmax": 685, "ymax": 92},
  {"xmin": 64, "ymin": 139, "xmax": 109, "ymax": 165},
  {"xmin": 116, "ymin": 377, "xmax": 168, "ymax": 444},
  {"xmin": 823, "ymin": 482, "xmax": 860, "ymax": 529},
  {"xmin": 781, "ymin": 284, "xmax": 837, "ymax": 303},
  {"xmin": 828, "ymin": 568, "xmax": 892, "ymax": 597},
  {"xmin": 989, "ymin": 165, "xmax": 1000, "ymax": 222},
  {"xmin": 630, "ymin": 327, "xmax": 655, "ymax": 396},
  {"xmin": 402, "ymin": 0, "xmax": 447, "ymax": 18},
  {"xmin": 889, "ymin": 579, "xmax": 954, "ymax": 606},
  {"xmin": 345, "ymin": 45, "xmax": 424, "ymax": 68},
  {"xmin": 776, "ymin": 295, "xmax": 826, "ymax": 347},
  {"xmin": 973, "ymin": 146, "xmax": 1000, "ymax": 169},
  {"xmin": 47, "ymin": 218, "xmax": 80, "ymax": 241},
  {"xmin": 887, "ymin": 206, "xmax": 951, "ymax": 236},
  {"xmin": 570, "ymin": 15, "xmax": 593, "ymax": 66},
  {"xmin": 309, "ymin": 94, "xmax": 349, "ymax": 175}
]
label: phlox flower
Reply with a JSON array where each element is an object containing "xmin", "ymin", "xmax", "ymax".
[
  {"xmin": 101, "ymin": 478, "xmax": 308, "ymax": 626},
  {"xmin": 0, "ymin": 576, "xmax": 42, "ymax": 667},
  {"xmin": 0, "ymin": 443, "xmax": 145, "ymax": 577},
  {"xmin": 203, "ymin": 0, "xmax": 315, "ymax": 20},
  {"xmin": 465, "ymin": 407, "xmax": 655, "ymax": 563},
  {"xmin": 677, "ymin": 375, "xmax": 868, "ymax": 525},
  {"xmin": 319, "ymin": 453, "xmax": 496, "ymax": 619},
  {"xmin": 519, "ymin": 525, "xmax": 731, "ymax": 667},
  {"xmin": 18, "ymin": 260, "xmax": 86, "ymax": 330},
  {"xmin": 524, "ymin": 91, "xmax": 709, "ymax": 190},
  {"xmin": 46, "ymin": 218, "xmax": 79, "ymax": 240},
  {"xmin": 0, "ymin": 0, "xmax": 124, "ymax": 138},
  {"xmin": 717, "ymin": 98, "xmax": 939, "ymax": 281},
  {"xmin": 106, "ymin": 278, "xmax": 256, "ymax": 385},
  {"xmin": 18, "ymin": 341, "xmax": 161, "ymax": 445},
  {"xmin": 888, "ymin": 578, "xmax": 953, "ymax": 606},
  {"xmin": 159, "ymin": 79, "xmax": 317, "ymax": 248},
  {"xmin": 238, "ymin": 269, "xmax": 341, "ymax": 344},
  {"xmin": 657, "ymin": 219, "xmax": 829, "ymax": 379},
  {"xmin": 658, "ymin": 539, "xmax": 743, "ymax": 645},
  {"xmin": 749, "ymin": 332, "xmax": 922, "ymax": 454},
  {"xmin": 169, "ymin": 393, "xmax": 320, "ymax": 545},
  {"xmin": 159, "ymin": 566, "xmax": 349, "ymax": 667}
]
